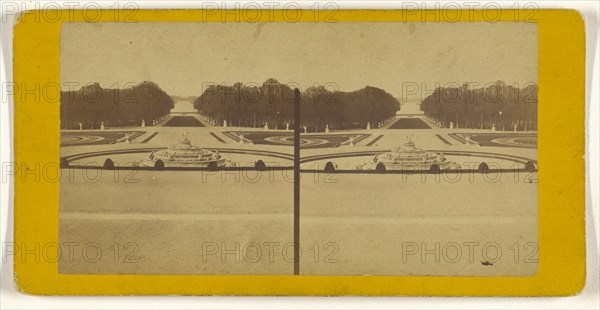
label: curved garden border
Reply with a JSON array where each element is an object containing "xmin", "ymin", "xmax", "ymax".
[{"xmin": 61, "ymin": 147, "xmax": 537, "ymax": 173}]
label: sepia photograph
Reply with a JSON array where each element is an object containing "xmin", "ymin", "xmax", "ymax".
[{"xmin": 58, "ymin": 21, "xmax": 538, "ymax": 276}]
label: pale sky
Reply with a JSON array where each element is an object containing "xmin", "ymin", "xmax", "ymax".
[{"xmin": 61, "ymin": 22, "xmax": 537, "ymax": 99}]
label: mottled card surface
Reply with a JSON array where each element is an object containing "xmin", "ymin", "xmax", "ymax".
[{"xmin": 13, "ymin": 9, "xmax": 585, "ymax": 296}]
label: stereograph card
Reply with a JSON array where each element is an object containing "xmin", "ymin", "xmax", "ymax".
[{"xmin": 12, "ymin": 9, "xmax": 585, "ymax": 296}]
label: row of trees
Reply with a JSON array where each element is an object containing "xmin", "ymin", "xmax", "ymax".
[
  {"xmin": 60, "ymin": 81, "xmax": 174, "ymax": 129},
  {"xmin": 420, "ymin": 81, "xmax": 538, "ymax": 131},
  {"xmin": 193, "ymin": 79, "xmax": 399, "ymax": 131}
]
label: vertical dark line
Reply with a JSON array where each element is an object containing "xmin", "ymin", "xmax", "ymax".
[{"xmin": 293, "ymin": 88, "xmax": 301, "ymax": 275}]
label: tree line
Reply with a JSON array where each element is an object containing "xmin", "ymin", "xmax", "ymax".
[
  {"xmin": 420, "ymin": 81, "xmax": 538, "ymax": 131},
  {"xmin": 60, "ymin": 81, "xmax": 174, "ymax": 129},
  {"xmin": 193, "ymin": 79, "xmax": 400, "ymax": 131}
]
